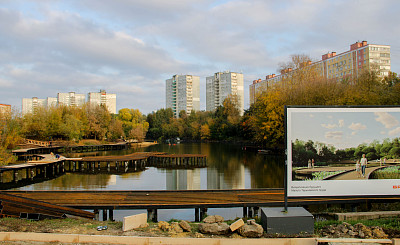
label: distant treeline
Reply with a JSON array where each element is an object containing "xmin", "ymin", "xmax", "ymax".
[{"xmin": 292, "ymin": 138, "xmax": 400, "ymax": 166}]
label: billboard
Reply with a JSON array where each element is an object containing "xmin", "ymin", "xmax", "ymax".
[{"xmin": 286, "ymin": 106, "xmax": 400, "ymax": 197}]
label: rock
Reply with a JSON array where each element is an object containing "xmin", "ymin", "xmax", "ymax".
[
  {"xmin": 230, "ymin": 219, "xmax": 244, "ymax": 232},
  {"xmin": 203, "ymin": 216, "xmax": 216, "ymax": 223},
  {"xmin": 238, "ymin": 223, "xmax": 264, "ymax": 238},
  {"xmin": 348, "ymin": 230, "xmax": 358, "ymax": 236},
  {"xmin": 198, "ymin": 222, "xmax": 230, "ymax": 235},
  {"xmin": 158, "ymin": 221, "xmax": 170, "ymax": 232},
  {"xmin": 170, "ymin": 222, "xmax": 183, "ymax": 233},
  {"xmin": 230, "ymin": 233, "xmax": 243, "ymax": 239},
  {"xmin": 215, "ymin": 215, "xmax": 224, "ymax": 223},
  {"xmin": 179, "ymin": 220, "xmax": 191, "ymax": 232},
  {"xmin": 194, "ymin": 232, "xmax": 205, "ymax": 238},
  {"xmin": 202, "ymin": 215, "xmax": 224, "ymax": 224},
  {"xmin": 372, "ymin": 227, "xmax": 387, "ymax": 239},
  {"xmin": 247, "ymin": 219, "xmax": 256, "ymax": 225}
]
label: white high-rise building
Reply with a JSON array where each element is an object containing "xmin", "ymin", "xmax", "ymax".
[
  {"xmin": 46, "ymin": 97, "xmax": 58, "ymax": 107},
  {"xmin": 22, "ymin": 97, "xmax": 47, "ymax": 114},
  {"xmin": 22, "ymin": 97, "xmax": 57, "ymax": 114},
  {"xmin": 206, "ymin": 71, "xmax": 244, "ymax": 115},
  {"xmin": 166, "ymin": 75, "xmax": 200, "ymax": 118},
  {"xmin": 57, "ymin": 92, "xmax": 85, "ymax": 107},
  {"xmin": 88, "ymin": 90, "xmax": 117, "ymax": 114}
]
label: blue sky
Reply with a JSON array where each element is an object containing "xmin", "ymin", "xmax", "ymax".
[
  {"xmin": 290, "ymin": 108, "xmax": 400, "ymax": 149},
  {"xmin": 1, "ymin": 0, "xmax": 400, "ymax": 113}
]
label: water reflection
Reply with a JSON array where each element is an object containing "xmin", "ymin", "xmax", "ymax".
[
  {"xmin": 166, "ymin": 169, "xmax": 201, "ymax": 190},
  {"xmin": 17, "ymin": 143, "xmax": 284, "ymax": 191}
]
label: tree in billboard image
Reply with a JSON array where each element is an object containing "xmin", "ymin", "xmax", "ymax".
[{"xmin": 286, "ymin": 107, "xmax": 400, "ymax": 197}]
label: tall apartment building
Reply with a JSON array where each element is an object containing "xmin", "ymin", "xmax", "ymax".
[
  {"xmin": 22, "ymin": 97, "xmax": 47, "ymax": 114},
  {"xmin": 166, "ymin": 75, "xmax": 200, "ymax": 118},
  {"xmin": 250, "ymin": 41, "xmax": 391, "ymax": 104},
  {"xmin": 57, "ymin": 92, "xmax": 85, "ymax": 107},
  {"xmin": 206, "ymin": 71, "xmax": 244, "ymax": 115},
  {"xmin": 88, "ymin": 90, "xmax": 117, "ymax": 114}
]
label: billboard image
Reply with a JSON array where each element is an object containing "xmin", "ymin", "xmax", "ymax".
[{"xmin": 286, "ymin": 106, "xmax": 400, "ymax": 197}]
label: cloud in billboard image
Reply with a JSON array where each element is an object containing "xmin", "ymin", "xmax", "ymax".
[{"xmin": 286, "ymin": 107, "xmax": 400, "ymax": 197}]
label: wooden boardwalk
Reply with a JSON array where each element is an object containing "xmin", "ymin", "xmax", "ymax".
[
  {"xmin": 3, "ymin": 189, "xmax": 399, "ymax": 221},
  {"xmin": 4, "ymin": 189, "xmax": 399, "ymax": 209}
]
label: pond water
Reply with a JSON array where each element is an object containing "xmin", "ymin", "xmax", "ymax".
[{"xmin": 15, "ymin": 143, "xmax": 285, "ymax": 221}]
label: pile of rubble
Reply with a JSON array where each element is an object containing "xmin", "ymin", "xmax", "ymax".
[
  {"xmin": 320, "ymin": 222, "xmax": 388, "ymax": 239},
  {"xmin": 157, "ymin": 215, "xmax": 264, "ymax": 238}
]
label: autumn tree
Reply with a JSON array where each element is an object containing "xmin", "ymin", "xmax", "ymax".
[
  {"xmin": 0, "ymin": 109, "xmax": 21, "ymax": 165},
  {"xmin": 117, "ymin": 108, "xmax": 149, "ymax": 142}
]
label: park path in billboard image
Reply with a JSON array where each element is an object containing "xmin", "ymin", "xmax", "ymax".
[{"xmin": 295, "ymin": 164, "xmax": 388, "ymax": 180}]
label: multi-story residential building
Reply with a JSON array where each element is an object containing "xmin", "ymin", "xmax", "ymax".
[
  {"xmin": 206, "ymin": 71, "xmax": 244, "ymax": 115},
  {"xmin": 250, "ymin": 41, "xmax": 391, "ymax": 104},
  {"xmin": 0, "ymin": 104, "xmax": 11, "ymax": 115},
  {"xmin": 22, "ymin": 97, "xmax": 47, "ymax": 114},
  {"xmin": 88, "ymin": 90, "xmax": 117, "ymax": 114},
  {"xmin": 46, "ymin": 97, "xmax": 58, "ymax": 107},
  {"xmin": 166, "ymin": 75, "xmax": 200, "ymax": 118},
  {"xmin": 22, "ymin": 90, "xmax": 117, "ymax": 114},
  {"xmin": 57, "ymin": 92, "xmax": 85, "ymax": 107}
]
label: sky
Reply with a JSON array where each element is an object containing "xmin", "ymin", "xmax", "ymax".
[
  {"xmin": 289, "ymin": 108, "xmax": 400, "ymax": 150},
  {"xmin": 1, "ymin": 0, "xmax": 400, "ymax": 114}
]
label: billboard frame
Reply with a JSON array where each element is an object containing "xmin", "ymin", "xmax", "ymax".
[{"xmin": 285, "ymin": 105, "xmax": 400, "ymax": 201}]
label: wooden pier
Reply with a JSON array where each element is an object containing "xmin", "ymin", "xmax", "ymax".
[
  {"xmin": 12, "ymin": 142, "xmax": 129, "ymax": 160},
  {"xmin": 0, "ymin": 152, "xmax": 207, "ymax": 188}
]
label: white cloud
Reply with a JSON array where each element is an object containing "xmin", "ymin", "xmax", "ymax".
[
  {"xmin": 325, "ymin": 131, "xmax": 343, "ymax": 140},
  {"xmin": 349, "ymin": 123, "xmax": 367, "ymax": 131},
  {"xmin": 321, "ymin": 123, "xmax": 337, "ymax": 129},
  {"xmin": 1, "ymin": 1, "xmax": 400, "ymax": 112},
  {"xmin": 388, "ymin": 127, "xmax": 400, "ymax": 136},
  {"xmin": 375, "ymin": 112, "xmax": 399, "ymax": 129},
  {"xmin": 338, "ymin": 119, "xmax": 344, "ymax": 128}
]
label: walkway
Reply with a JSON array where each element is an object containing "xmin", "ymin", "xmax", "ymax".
[{"xmin": 329, "ymin": 166, "xmax": 387, "ymax": 180}]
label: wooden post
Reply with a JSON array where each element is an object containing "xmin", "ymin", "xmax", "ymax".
[
  {"xmin": 195, "ymin": 208, "xmax": 200, "ymax": 222},
  {"xmin": 108, "ymin": 208, "xmax": 114, "ymax": 221},
  {"xmin": 200, "ymin": 208, "xmax": 207, "ymax": 221},
  {"xmin": 102, "ymin": 209, "xmax": 107, "ymax": 221},
  {"xmin": 248, "ymin": 207, "xmax": 253, "ymax": 218},
  {"xmin": 147, "ymin": 209, "xmax": 158, "ymax": 222},
  {"xmin": 94, "ymin": 209, "xmax": 99, "ymax": 221},
  {"xmin": 0, "ymin": 172, "xmax": 3, "ymax": 183}
]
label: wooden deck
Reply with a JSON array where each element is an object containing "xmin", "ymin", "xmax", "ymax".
[{"xmin": 3, "ymin": 189, "xmax": 399, "ymax": 210}]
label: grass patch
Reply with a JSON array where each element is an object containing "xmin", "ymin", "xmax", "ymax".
[
  {"xmin": 371, "ymin": 166, "xmax": 400, "ymax": 179},
  {"xmin": 315, "ymin": 218, "xmax": 400, "ymax": 232},
  {"xmin": 305, "ymin": 170, "xmax": 345, "ymax": 181}
]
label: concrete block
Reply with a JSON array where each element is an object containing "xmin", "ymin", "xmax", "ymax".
[
  {"xmin": 123, "ymin": 213, "xmax": 148, "ymax": 231},
  {"xmin": 261, "ymin": 207, "xmax": 314, "ymax": 235},
  {"xmin": 230, "ymin": 218, "xmax": 245, "ymax": 232}
]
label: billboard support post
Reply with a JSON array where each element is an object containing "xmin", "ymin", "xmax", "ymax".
[{"xmin": 284, "ymin": 106, "xmax": 288, "ymax": 212}]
